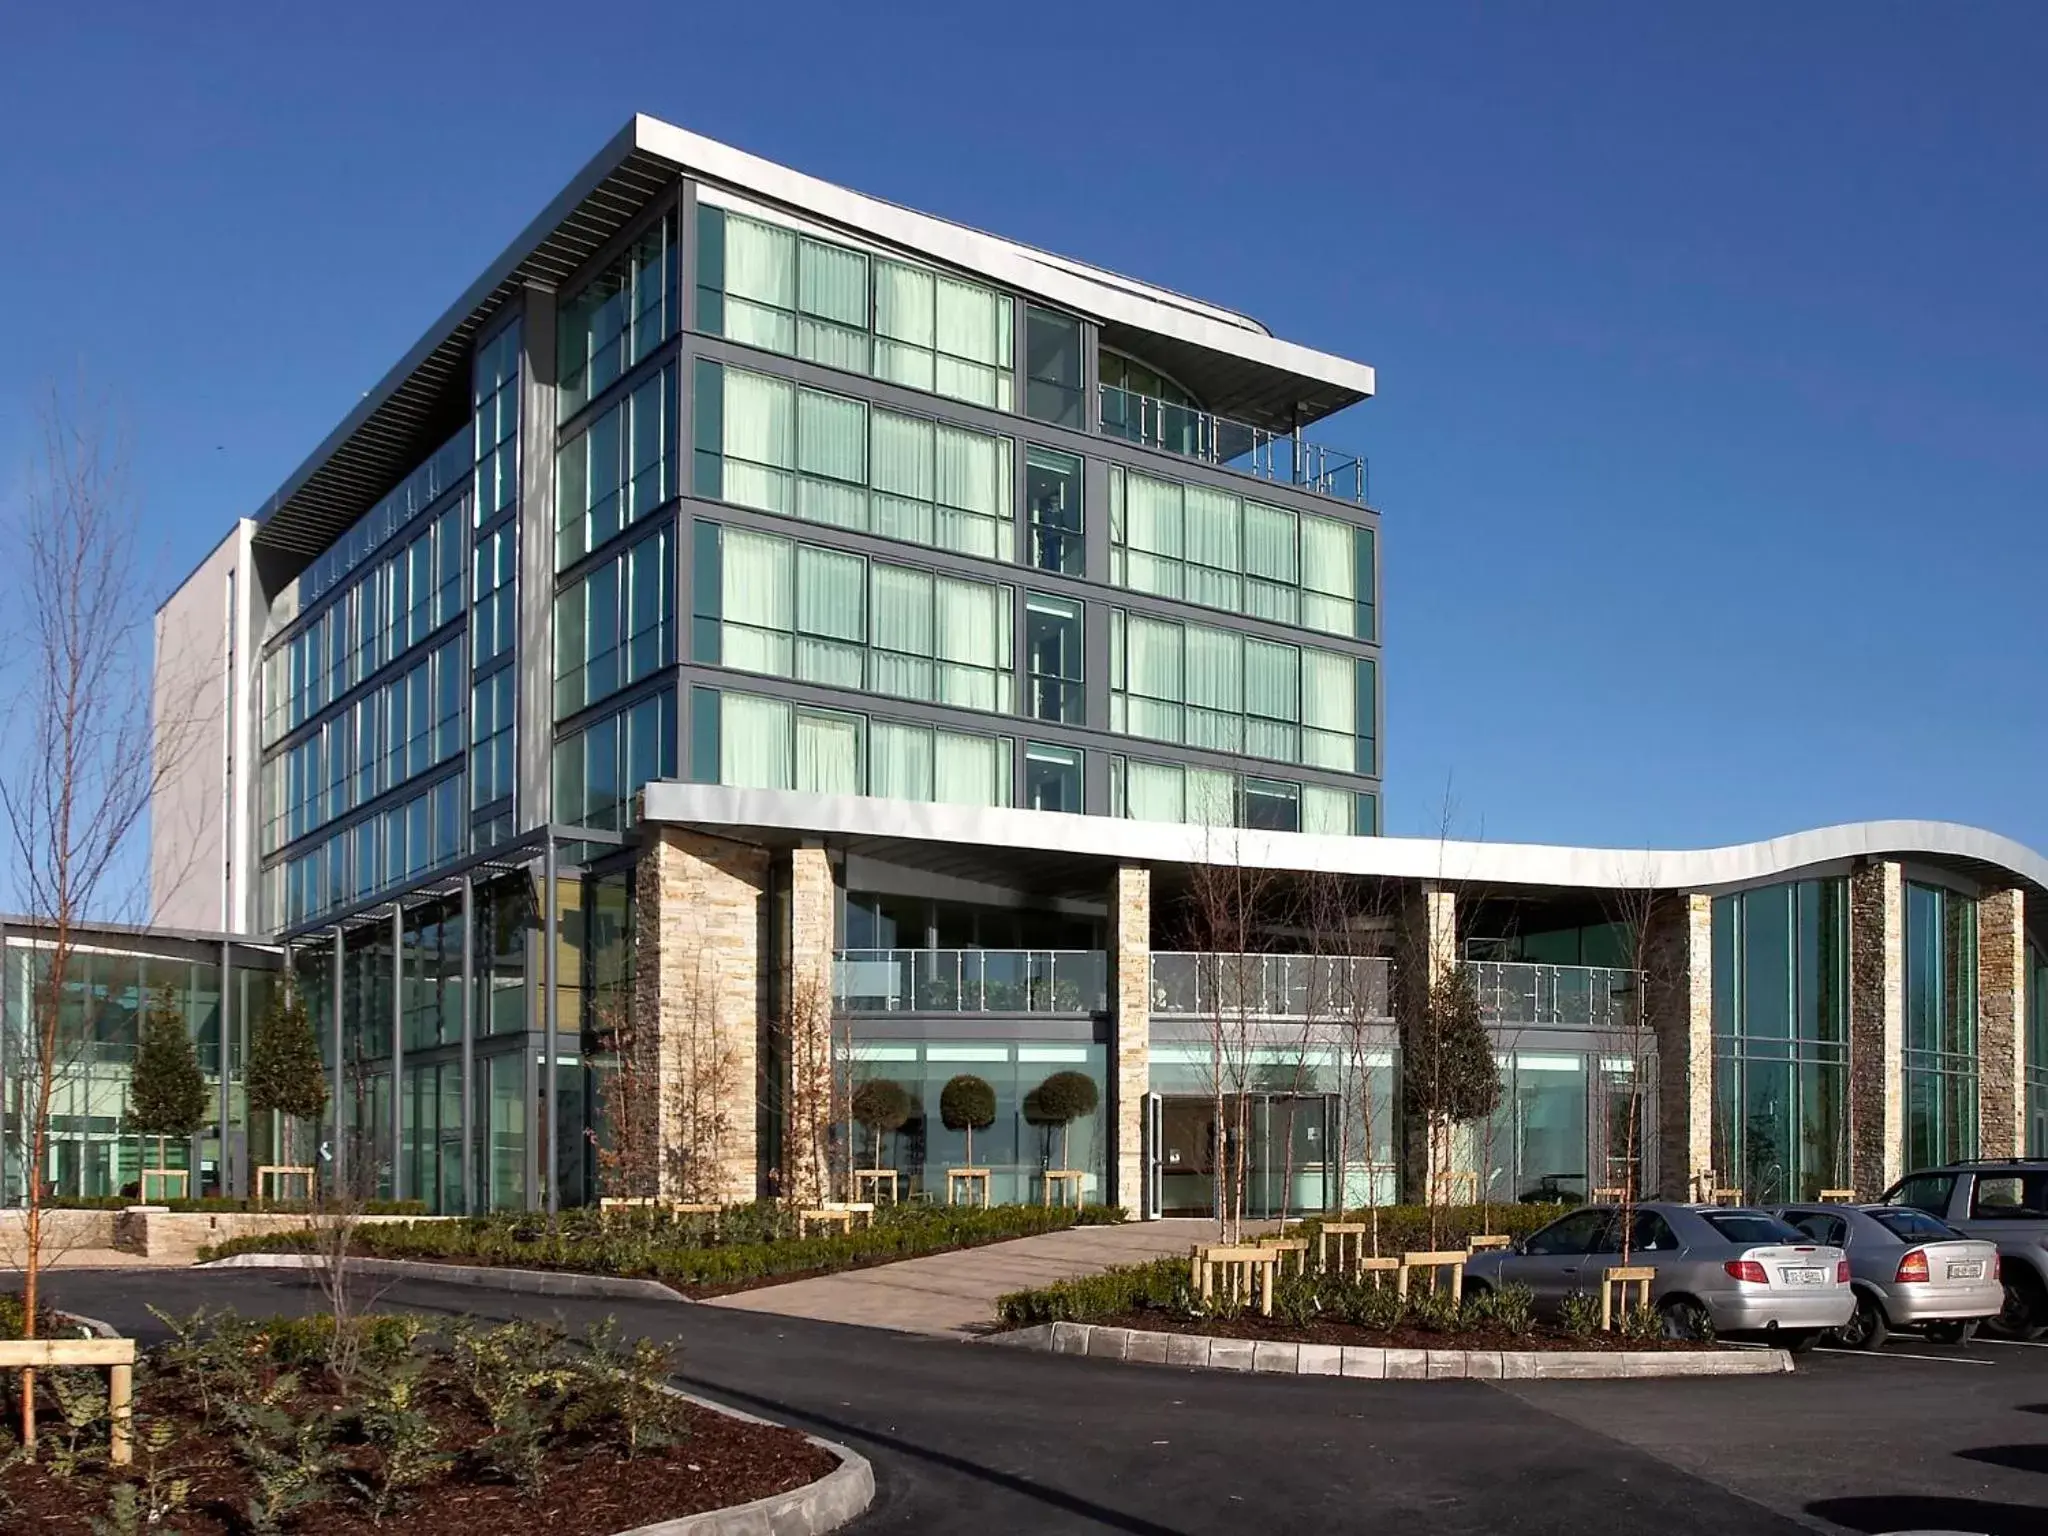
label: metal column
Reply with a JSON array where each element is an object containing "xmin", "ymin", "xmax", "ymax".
[
  {"xmin": 331, "ymin": 927, "xmax": 345, "ymax": 1196},
  {"xmin": 459, "ymin": 875, "xmax": 475, "ymax": 1216},
  {"xmin": 542, "ymin": 834, "xmax": 559, "ymax": 1217},
  {"xmin": 218, "ymin": 940, "xmax": 233, "ymax": 1199},
  {"xmin": 390, "ymin": 905, "xmax": 404, "ymax": 1203}
]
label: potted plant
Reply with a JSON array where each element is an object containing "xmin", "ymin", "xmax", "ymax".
[
  {"xmin": 128, "ymin": 985, "xmax": 209, "ymax": 1200},
  {"xmin": 850, "ymin": 1078, "xmax": 913, "ymax": 1173},
  {"xmin": 939, "ymin": 1074, "xmax": 996, "ymax": 1166}
]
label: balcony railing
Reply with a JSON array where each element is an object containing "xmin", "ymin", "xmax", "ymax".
[
  {"xmin": 1466, "ymin": 961, "xmax": 1639, "ymax": 1030},
  {"xmin": 1098, "ymin": 384, "xmax": 1369, "ymax": 504},
  {"xmin": 834, "ymin": 949, "xmax": 1107, "ymax": 1014},
  {"xmin": 1149, "ymin": 952, "xmax": 1392, "ymax": 1021}
]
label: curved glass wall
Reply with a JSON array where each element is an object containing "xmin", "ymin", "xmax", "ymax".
[
  {"xmin": 1711, "ymin": 879, "xmax": 1849, "ymax": 1203},
  {"xmin": 1905, "ymin": 881, "xmax": 1978, "ymax": 1168}
]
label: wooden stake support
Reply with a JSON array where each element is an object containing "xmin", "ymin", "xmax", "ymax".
[
  {"xmin": 138, "ymin": 1167, "xmax": 190, "ymax": 1203},
  {"xmin": 1817, "ymin": 1188, "xmax": 1857, "ymax": 1203},
  {"xmin": 1590, "ymin": 1187, "xmax": 1627, "ymax": 1202},
  {"xmin": 1192, "ymin": 1245, "xmax": 1279, "ymax": 1316},
  {"xmin": 1466, "ymin": 1234, "xmax": 1513, "ymax": 1252},
  {"xmin": 253, "ymin": 1165, "xmax": 316, "ymax": 1206},
  {"xmin": 798, "ymin": 1208, "xmax": 854, "ymax": 1237},
  {"xmin": 946, "ymin": 1168, "xmax": 991, "ymax": 1207},
  {"xmin": 1040, "ymin": 1169, "xmax": 1085, "ymax": 1209},
  {"xmin": 0, "ymin": 1339, "xmax": 136, "ymax": 1465},
  {"xmin": 1256, "ymin": 1235, "xmax": 1310, "ymax": 1276},
  {"xmin": 853, "ymin": 1168, "xmax": 900, "ymax": 1204},
  {"xmin": 1601, "ymin": 1265, "xmax": 1657, "ymax": 1330},
  {"xmin": 1397, "ymin": 1250, "xmax": 1467, "ymax": 1302}
]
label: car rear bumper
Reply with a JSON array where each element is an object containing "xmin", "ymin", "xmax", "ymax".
[
  {"xmin": 1710, "ymin": 1289, "xmax": 1855, "ymax": 1332},
  {"xmin": 1881, "ymin": 1281, "xmax": 2005, "ymax": 1324}
]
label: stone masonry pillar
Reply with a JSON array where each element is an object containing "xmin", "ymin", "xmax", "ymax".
[
  {"xmin": 1110, "ymin": 866, "xmax": 1150, "ymax": 1216},
  {"xmin": 1848, "ymin": 860, "xmax": 1905, "ymax": 1198},
  {"xmin": 784, "ymin": 843, "xmax": 837, "ymax": 1206},
  {"xmin": 633, "ymin": 827, "xmax": 770, "ymax": 1206},
  {"xmin": 1396, "ymin": 882, "xmax": 1458, "ymax": 1203},
  {"xmin": 1646, "ymin": 893, "xmax": 1713, "ymax": 1200},
  {"xmin": 1978, "ymin": 887, "xmax": 2027, "ymax": 1160}
]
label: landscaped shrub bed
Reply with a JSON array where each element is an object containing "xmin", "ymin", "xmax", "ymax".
[
  {"xmin": 0, "ymin": 1307, "xmax": 836, "ymax": 1534},
  {"xmin": 1291, "ymin": 1201, "xmax": 1570, "ymax": 1256},
  {"xmin": 201, "ymin": 1201, "xmax": 1130, "ymax": 1295},
  {"xmin": 44, "ymin": 1196, "xmax": 430, "ymax": 1216}
]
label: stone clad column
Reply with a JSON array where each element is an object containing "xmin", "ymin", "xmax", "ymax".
[
  {"xmin": 1109, "ymin": 866, "xmax": 1150, "ymax": 1216},
  {"xmin": 1849, "ymin": 861, "xmax": 1905, "ymax": 1197},
  {"xmin": 1977, "ymin": 887, "xmax": 2027, "ymax": 1160},
  {"xmin": 783, "ymin": 843, "xmax": 836, "ymax": 1206},
  {"xmin": 633, "ymin": 827, "xmax": 770, "ymax": 1205},
  {"xmin": 1647, "ymin": 893, "xmax": 1713, "ymax": 1200}
]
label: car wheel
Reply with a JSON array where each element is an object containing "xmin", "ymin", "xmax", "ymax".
[
  {"xmin": 1833, "ymin": 1293, "xmax": 1889, "ymax": 1351},
  {"xmin": 1779, "ymin": 1329, "xmax": 1823, "ymax": 1355},
  {"xmin": 1993, "ymin": 1273, "xmax": 2048, "ymax": 1342},
  {"xmin": 1658, "ymin": 1297, "xmax": 1712, "ymax": 1341},
  {"xmin": 1925, "ymin": 1319, "xmax": 1977, "ymax": 1346}
]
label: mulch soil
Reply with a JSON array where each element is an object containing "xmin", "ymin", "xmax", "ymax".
[
  {"xmin": 1081, "ymin": 1310, "xmax": 1709, "ymax": 1351},
  {"xmin": 0, "ymin": 1387, "xmax": 836, "ymax": 1535}
]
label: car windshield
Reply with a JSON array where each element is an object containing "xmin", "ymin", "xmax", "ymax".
[
  {"xmin": 1870, "ymin": 1208, "xmax": 1957, "ymax": 1242},
  {"xmin": 1702, "ymin": 1212, "xmax": 1805, "ymax": 1245}
]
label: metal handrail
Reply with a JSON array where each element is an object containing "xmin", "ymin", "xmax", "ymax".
[
  {"xmin": 833, "ymin": 949, "xmax": 1107, "ymax": 1014},
  {"xmin": 1148, "ymin": 952, "xmax": 1392, "ymax": 1021},
  {"xmin": 1098, "ymin": 384, "xmax": 1369, "ymax": 504},
  {"xmin": 1465, "ymin": 961, "xmax": 1639, "ymax": 1029}
]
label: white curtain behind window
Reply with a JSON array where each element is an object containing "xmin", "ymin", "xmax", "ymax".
[
  {"xmin": 935, "ymin": 731, "xmax": 1000, "ymax": 807},
  {"xmin": 1302, "ymin": 648, "xmax": 1356, "ymax": 770},
  {"xmin": 1301, "ymin": 515, "xmax": 1357, "ymax": 636},
  {"xmin": 720, "ymin": 529, "xmax": 793, "ymax": 676},
  {"xmin": 796, "ymin": 709, "xmax": 861, "ymax": 796},
  {"xmin": 1245, "ymin": 638, "xmax": 1300, "ymax": 761},
  {"xmin": 1122, "ymin": 614, "xmax": 1183, "ymax": 742},
  {"xmin": 796, "ymin": 389, "xmax": 868, "ymax": 529},
  {"xmin": 722, "ymin": 370, "xmax": 795, "ymax": 515},
  {"xmin": 1184, "ymin": 624, "xmax": 1242, "ymax": 753},
  {"xmin": 936, "ymin": 425, "xmax": 1008, "ymax": 559},
  {"xmin": 720, "ymin": 693, "xmax": 792, "ymax": 789},
  {"xmin": 1123, "ymin": 760, "xmax": 1184, "ymax": 823},
  {"xmin": 796, "ymin": 545, "xmax": 866, "ymax": 688},
  {"xmin": 870, "ymin": 409, "xmax": 934, "ymax": 545},
  {"xmin": 869, "ymin": 720, "xmax": 933, "ymax": 801},
  {"xmin": 1189, "ymin": 767, "xmax": 1235, "ymax": 827},
  {"xmin": 1303, "ymin": 784, "xmax": 1354, "ymax": 836},
  {"xmin": 936, "ymin": 577, "xmax": 1003, "ymax": 710},
  {"xmin": 870, "ymin": 564, "xmax": 934, "ymax": 700},
  {"xmin": 1183, "ymin": 484, "xmax": 1242, "ymax": 609},
  {"xmin": 724, "ymin": 217, "xmax": 796, "ymax": 352},
  {"xmin": 1121, "ymin": 472, "xmax": 1183, "ymax": 598},
  {"xmin": 798, "ymin": 240, "xmax": 867, "ymax": 325}
]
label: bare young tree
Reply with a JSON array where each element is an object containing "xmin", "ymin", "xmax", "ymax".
[
  {"xmin": 781, "ymin": 973, "xmax": 841, "ymax": 1207},
  {"xmin": 0, "ymin": 390, "xmax": 206, "ymax": 1445},
  {"xmin": 1599, "ymin": 865, "xmax": 1672, "ymax": 1260}
]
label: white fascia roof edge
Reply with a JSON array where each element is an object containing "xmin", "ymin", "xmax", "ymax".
[
  {"xmin": 637, "ymin": 784, "xmax": 2048, "ymax": 896},
  {"xmin": 633, "ymin": 116, "xmax": 1377, "ymax": 402}
]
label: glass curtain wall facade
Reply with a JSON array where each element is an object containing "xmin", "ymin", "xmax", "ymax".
[
  {"xmin": 0, "ymin": 935, "xmax": 278, "ymax": 1202},
  {"xmin": 1905, "ymin": 881, "xmax": 1978, "ymax": 1169},
  {"xmin": 2027, "ymin": 939, "xmax": 2048, "ymax": 1157},
  {"xmin": 1711, "ymin": 880, "xmax": 1850, "ymax": 1203}
]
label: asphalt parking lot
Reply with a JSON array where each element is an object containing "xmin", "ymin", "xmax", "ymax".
[{"xmin": 35, "ymin": 1267, "xmax": 2048, "ymax": 1535}]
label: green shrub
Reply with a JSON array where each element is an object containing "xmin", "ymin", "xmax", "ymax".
[
  {"xmin": 1557, "ymin": 1290, "xmax": 1602, "ymax": 1339},
  {"xmin": 1487, "ymin": 1282, "xmax": 1537, "ymax": 1337},
  {"xmin": 1294, "ymin": 1202, "xmax": 1567, "ymax": 1258},
  {"xmin": 1617, "ymin": 1303, "xmax": 1663, "ymax": 1344},
  {"xmin": 995, "ymin": 1257, "xmax": 1192, "ymax": 1326},
  {"xmin": 44, "ymin": 1195, "xmax": 428, "ymax": 1216}
]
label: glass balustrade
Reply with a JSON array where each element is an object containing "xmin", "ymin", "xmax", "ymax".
[
  {"xmin": 834, "ymin": 949, "xmax": 1107, "ymax": 1014},
  {"xmin": 1147, "ymin": 952, "xmax": 1392, "ymax": 1020},
  {"xmin": 1465, "ymin": 961, "xmax": 1638, "ymax": 1029}
]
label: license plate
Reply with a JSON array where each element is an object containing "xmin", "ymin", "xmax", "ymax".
[
  {"xmin": 1782, "ymin": 1267, "xmax": 1825, "ymax": 1285},
  {"xmin": 1947, "ymin": 1262, "xmax": 1985, "ymax": 1280}
]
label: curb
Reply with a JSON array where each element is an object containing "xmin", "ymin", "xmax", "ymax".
[
  {"xmin": 620, "ymin": 1393, "xmax": 874, "ymax": 1536},
  {"xmin": 985, "ymin": 1321, "xmax": 1794, "ymax": 1379},
  {"xmin": 196, "ymin": 1251, "xmax": 689, "ymax": 1303},
  {"xmin": 53, "ymin": 1309, "xmax": 121, "ymax": 1339}
]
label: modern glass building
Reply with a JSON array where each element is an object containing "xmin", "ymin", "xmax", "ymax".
[{"xmin": 94, "ymin": 116, "xmax": 2048, "ymax": 1221}]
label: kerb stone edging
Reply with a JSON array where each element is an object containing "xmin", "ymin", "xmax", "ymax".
[
  {"xmin": 619, "ymin": 1386, "xmax": 874, "ymax": 1536},
  {"xmin": 986, "ymin": 1321, "xmax": 1794, "ymax": 1379},
  {"xmin": 198, "ymin": 1251, "xmax": 689, "ymax": 1302}
]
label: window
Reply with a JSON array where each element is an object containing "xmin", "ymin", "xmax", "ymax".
[
  {"xmin": 1870, "ymin": 1208, "xmax": 1958, "ymax": 1242},
  {"xmin": 554, "ymin": 527, "xmax": 673, "ymax": 718},
  {"xmin": 1240, "ymin": 777, "xmax": 1299, "ymax": 833},
  {"xmin": 1885, "ymin": 1172, "xmax": 1957, "ymax": 1218},
  {"xmin": 1027, "ymin": 448, "xmax": 1083, "ymax": 575},
  {"xmin": 1024, "ymin": 306, "xmax": 1083, "ymax": 427},
  {"xmin": 1024, "ymin": 743, "xmax": 1082, "ymax": 814},
  {"xmin": 474, "ymin": 324, "xmax": 520, "ymax": 527},
  {"xmin": 472, "ymin": 524, "xmax": 515, "ymax": 667},
  {"xmin": 693, "ymin": 522, "xmax": 1014, "ymax": 714},
  {"xmin": 1026, "ymin": 594, "xmax": 1083, "ymax": 723},
  {"xmin": 689, "ymin": 686, "xmax": 1011, "ymax": 809},
  {"xmin": 1701, "ymin": 1212, "xmax": 1804, "ymax": 1245},
  {"xmin": 1109, "ymin": 609, "xmax": 1372, "ymax": 774},
  {"xmin": 697, "ymin": 205, "xmax": 1015, "ymax": 412},
  {"xmin": 1099, "ymin": 350, "xmax": 1204, "ymax": 456},
  {"xmin": 1630, "ymin": 1211, "xmax": 1680, "ymax": 1252},
  {"xmin": 556, "ymin": 364, "xmax": 674, "ymax": 568},
  {"xmin": 1906, "ymin": 882, "xmax": 1978, "ymax": 1169},
  {"xmin": 1109, "ymin": 465, "xmax": 1373, "ymax": 639},
  {"xmin": 1523, "ymin": 1207, "xmax": 1606, "ymax": 1257},
  {"xmin": 1970, "ymin": 1172, "xmax": 2048, "ymax": 1218},
  {"xmin": 2030, "ymin": 940, "xmax": 2048, "ymax": 1156},
  {"xmin": 558, "ymin": 212, "xmax": 675, "ymax": 418},
  {"xmin": 693, "ymin": 361, "xmax": 1014, "ymax": 561},
  {"xmin": 470, "ymin": 668, "xmax": 515, "ymax": 809},
  {"xmin": 1785, "ymin": 1212, "xmax": 1847, "ymax": 1247},
  {"xmin": 553, "ymin": 689, "xmax": 676, "ymax": 831}
]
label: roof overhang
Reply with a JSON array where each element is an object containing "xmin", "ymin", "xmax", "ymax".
[{"xmin": 249, "ymin": 115, "xmax": 1375, "ymax": 588}]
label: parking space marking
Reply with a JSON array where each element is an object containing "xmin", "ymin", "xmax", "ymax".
[
  {"xmin": 1976, "ymin": 1336, "xmax": 2048, "ymax": 1348},
  {"xmin": 1813, "ymin": 1346, "xmax": 1993, "ymax": 1365}
]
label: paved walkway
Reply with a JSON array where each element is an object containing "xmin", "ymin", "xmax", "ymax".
[{"xmin": 704, "ymin": 1218, "xmax": 1236, "ymax": 1336}]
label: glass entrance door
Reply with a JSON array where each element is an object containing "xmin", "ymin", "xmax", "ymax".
[{"xmin": 1156, "ymin": 1094, "xmax": 1335, "ymax": 1219}]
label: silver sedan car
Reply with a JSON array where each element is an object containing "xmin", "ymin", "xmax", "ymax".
[
  {"xmin": 1772, "ymin": 1202, "xmax": 2001, "ymax": 1349},
  {"xmin": 1464, "ymin": 1202, "xmax": 1853, "ymax": 1351}
]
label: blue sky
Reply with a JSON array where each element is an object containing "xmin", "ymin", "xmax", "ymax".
[{"xmin": 3, "ymin": 3, "xmax": 2043, "ymax": 852}]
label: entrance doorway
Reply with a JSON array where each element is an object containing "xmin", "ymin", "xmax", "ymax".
[{"xmin": 1149, "ymin": 1094, "xmax": 1334, "ymax": 1219}]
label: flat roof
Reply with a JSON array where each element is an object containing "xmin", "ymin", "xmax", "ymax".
[{"xmin": 246, "ymin": 115, "xmax": 1375, "ymax": 583}]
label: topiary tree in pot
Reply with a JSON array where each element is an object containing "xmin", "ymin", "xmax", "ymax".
[
  {"xmin": 851, "ymin": 1078, "xmax": 913, "ymax": 1173},
  {"xmin": 938, "ymin": 1074, "xmax": 997, "ymax": 1166},
  {"xmin": 128, "ymin": 984, "xmax": 210, "ymax": 1199},
  {"xmin": 1030, "ymin": 1070, "xmax": 1099, "ymax": 1173}
]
